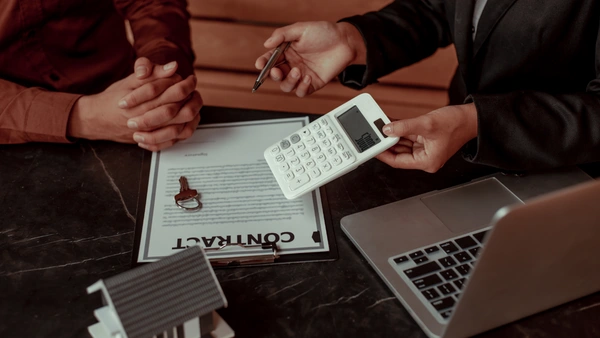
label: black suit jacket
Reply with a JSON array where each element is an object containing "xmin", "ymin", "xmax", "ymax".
[{"xmin": 340, "ymin": 0, "xmax": 600, "ymax": 171}]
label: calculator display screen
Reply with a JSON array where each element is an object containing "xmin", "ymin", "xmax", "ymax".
[{"xmin": 336, "ymin": 105, "xmax": 381, "ymax": 153}]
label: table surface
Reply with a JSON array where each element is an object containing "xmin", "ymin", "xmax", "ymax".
[{"xmin": 1, "ymin": 106, "xmax": 599, "ymax": 338}]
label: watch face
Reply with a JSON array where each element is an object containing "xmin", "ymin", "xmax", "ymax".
[{"xmin": 336, "ymin": 105, "xmax": 381, "ymax": 153}]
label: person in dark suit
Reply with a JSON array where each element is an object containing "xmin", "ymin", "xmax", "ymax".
[{"xmin": 255, "ymin": 0, "xmax": 600, "ymax": 172}]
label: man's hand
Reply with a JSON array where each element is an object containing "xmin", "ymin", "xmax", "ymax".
[
  {"xmin": 255, "ymin": 21, "xmax": 366, "ymax": 97},
  {"xmin": 118, "ymin": 57, "xmax": 203, "ymax": 151},
  {"xmin": 128, "ymin": 89, "xmax": 202, "ymax": 152},
  {"xmin": 376, "ymin": 104, "xmax": 479, "ymax": 173},
  {"xmin": 67, "ymin": 59, "xmax": 180, "ymax": 143},
  {"xmin": 68, "ymin": 58, "xmax": 202, "ymax": 151}
]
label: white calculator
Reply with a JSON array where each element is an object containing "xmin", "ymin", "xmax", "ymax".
[{"xmin": 264, "ymin": 93, "xmax": 399, "ymax": 199}]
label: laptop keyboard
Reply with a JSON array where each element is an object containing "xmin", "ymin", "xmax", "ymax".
[{"xmin": 389, "ymin": 227, "xmax": 490, "ymax": 322}]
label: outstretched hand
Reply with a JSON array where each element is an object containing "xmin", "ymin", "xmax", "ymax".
[
  {"xmin": 376, "ymin": 104, "xmax": 478, "ymax": 173},
  {"xmin": 255, "ymin": 21, "xmax": 366, "ymax": 97}
]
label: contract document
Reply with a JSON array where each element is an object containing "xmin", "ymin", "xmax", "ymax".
[{"xmin": 135, "ymin": 117, "xmax": 334, "ymax": 264}]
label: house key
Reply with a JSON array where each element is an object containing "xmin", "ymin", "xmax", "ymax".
[{"xmin": 174, "ymin": 176, "xmax": 202, "ymax": 211}]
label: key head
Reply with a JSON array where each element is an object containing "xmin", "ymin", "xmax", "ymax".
[{"xmin": 174, "ymin": 189, "xmax": 198, "ymax": 202}]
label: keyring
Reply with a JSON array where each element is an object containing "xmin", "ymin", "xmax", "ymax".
[{"xmin": 175, "ymin": 195, "xmax": 202, "ymax": 211}]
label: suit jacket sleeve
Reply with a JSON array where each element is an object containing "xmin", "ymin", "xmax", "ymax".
[
  {"xmin": 337, "ymin": 0, "xmax": 452, "ymax": 89},
  {"xmin": 0, "ymin": 79, "xmax": 81, "ymax": 143},
  {"xmin": 463, "ymin": 20, "xmax": 600, "ymax": 171},
  {"xmin": 464, "ymin": 89, "xmax": 600, "ymax": 171},
  {"xmin": 114, "ymin": 0, "xmax": 196, "ymax": 78}
]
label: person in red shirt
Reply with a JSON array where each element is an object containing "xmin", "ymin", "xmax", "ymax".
[{"xmin": 0, "ymin": 0, "xmax": 202, "ymax": 151}]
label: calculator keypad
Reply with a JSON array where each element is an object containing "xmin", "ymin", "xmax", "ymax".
[{"xmin": 268, "ymin": 116, "xmax": 356, "ymax": 191}]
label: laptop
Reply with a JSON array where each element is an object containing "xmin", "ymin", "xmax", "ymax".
[{"xmin": 340, "ymin": 167, "xmax": 600, "ymax": 338}]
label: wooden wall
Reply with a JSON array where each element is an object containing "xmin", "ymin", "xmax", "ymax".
[{"xmin": 188, "ymin": 0, "xmax": 458, "ymax": 119}]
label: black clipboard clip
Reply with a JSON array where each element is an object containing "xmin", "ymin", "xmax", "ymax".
[{"xmin": 204, "ymin": 243, "xmax": 280, "ymax": 267}]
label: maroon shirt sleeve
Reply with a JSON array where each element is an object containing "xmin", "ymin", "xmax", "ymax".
[
  {"xmin": 114, "ymin": 0, "xmax": 196, "ymax": 78},
  {"xmin": 0, "ymin": 79, "xmax": 81, "ymax": 144},
  {"xmin": 0, "ymin": 0, "xmax": 195, "ymax": 144}
]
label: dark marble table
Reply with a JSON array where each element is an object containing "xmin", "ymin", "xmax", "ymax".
[{"xmin": 1, "ymin": 106, "xmax": 599, "ymax": 338}]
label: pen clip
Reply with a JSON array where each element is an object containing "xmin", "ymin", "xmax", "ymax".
[{"xmin": 205, "ymin": 243, "xmax": 280, "ymax": 266}]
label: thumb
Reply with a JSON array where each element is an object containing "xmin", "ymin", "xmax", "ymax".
[
  {"xmin": 265, "ymin": 22, "xmax": 308, "ymax": 48},
  {"xmin": 134, "ymin": 57, "xmax": 153, "ymax": 79},
  {"xmin": 382, "ymin": 116, "xmax": 433, "ymax": 137},
  {"xmin": 134, "ymin": 57, "xmax": 178, "ymax": 80}
]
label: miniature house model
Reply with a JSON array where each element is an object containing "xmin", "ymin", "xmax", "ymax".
[{"xmin": 87, "ymin": 245, "xmax": 233, "ymax": 338}]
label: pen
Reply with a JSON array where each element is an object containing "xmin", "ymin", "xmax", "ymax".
[{"xmin": 252, "ymin": 41, "xmax": 291, "ymax": 93}]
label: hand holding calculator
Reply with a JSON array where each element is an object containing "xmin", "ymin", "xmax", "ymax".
[{"xmin": 264, "ymin": 93, "xmax": 399, "ymax": 199}]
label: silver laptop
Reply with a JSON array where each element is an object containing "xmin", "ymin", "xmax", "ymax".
[{"xmin": 341, "ymin": 167, "xmax": 600, "ymax": 338}]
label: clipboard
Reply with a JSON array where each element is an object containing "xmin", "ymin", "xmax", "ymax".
[{"xmin": 132, "ymin": 107, "xmax": 338, "ymax": 267}]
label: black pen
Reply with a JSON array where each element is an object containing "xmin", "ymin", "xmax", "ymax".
[{"xmin": 252, "ymin": 41, "xmax": 291, "ymax": 93}]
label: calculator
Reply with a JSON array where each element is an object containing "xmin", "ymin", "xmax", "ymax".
[{"xmin": 264, "ymin": 93, "xmax": 399, "ymax": 199}]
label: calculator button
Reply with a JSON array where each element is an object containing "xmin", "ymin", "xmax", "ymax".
[
  {"xmin": 319, "ymin": 162, "xmax": 332, "ymax": 172},
  {"xmin": 305, "ymin": 159, "xmax": 317, "ymax": 168},
  {"xmin": 324, "ymin": 127, "xmax": 333, "ymax": 135},
  {"xmin": 335, "ymin": 143, "xmax": 345, "ymax": 152},
  {"xmin": 285, "ymin": 171, "xmax": 295, "ymax": 181},
  {"xmin": 310, "ymin": 123, "xmax": 321, "ymax": 131},
  {"xmin": 332, "ymin": 134, "xmax": 343, "ymax": 143},
  {"xmin": 326, "ymin": 147, "xmax": 337, "ymax": 156},
  {"xmin": 289, "ymin": 174, "xmax": 310, "ymax": 191},
  {"xmin": 305, "ymin": 136, "xmax": 316, "ymax": 145},
  {"xmin": 300, "ymin": 129, "xmax": 311, "ymax": 137},
  {"xmin": 309, "ymin": 145, "xmax": 321, "ymax": 154},
  {"xmin": 331, "ymin": 155, "xmax": 343, "ymax": 166},
  {"xmin": 285, "ymin": 148, "xmax": 295, "ymax": 157},
  {"xmin": 290, "ymin": 134, "xmax": 301, "ymax": 144},
  {"xmin": 322, "ymin": 139, "xmax": 332, "ymax": 147},
  {"xmin": 315, "ymin": 153, "xmax": 327, "ymax": 162},
  {"xmin": 299, "ymin": 150, "xmax": 311, "ymax": 161},
  {"xmin": 269, "ymin": 146, "xmax": 281, "ymax": 155},
  {"xmin": 290, "ymin": 157, "xmax": 301, "ymax": 166},
  {"xmin": 275, "ymin": 154, "xmax": 285, "ymax": 163},
  {"xmin": 319, "ymin": 118, "xmax": 329, "ymax": 126},
  {"xmin": 294, "ymin": 165, "xmax": 306, "ymax": 175},
  {"xmin": 309, "ymin": 168, "xmax": 321, "ymax": 178},
  {"xmin": 278, "ymin": 162, "xmax": 290, "ymax": 172},
  {"xmin": 280, "ymin": 139, "xmax": 291, "ymax": 149},
  {"xmin": 341, "ymin": 151, "xmax": 356, "ymax": 163},
  {"xmin": 295, "ymin": 143, "xmax": 306, "ymax": 151},
  {"xmin": 316, "ymin": 130, "xmax": 327, "ymax": 140}
]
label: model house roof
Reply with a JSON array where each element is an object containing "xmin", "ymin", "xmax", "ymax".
[{"xmin": 89, "ymin": 245, "xmax": 227, "ymax": 338}]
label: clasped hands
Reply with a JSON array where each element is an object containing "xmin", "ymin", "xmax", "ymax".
[
  {"xmin": 254, "ymin": 22, "xmax": 478, "ymax": 173},
  {"xmin": 68, "ymin": 57, "xmax": 202, "ymax": 151}
]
